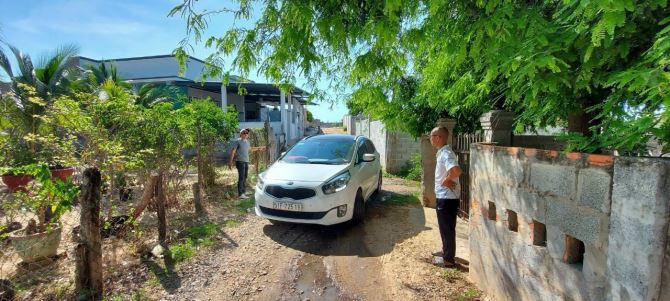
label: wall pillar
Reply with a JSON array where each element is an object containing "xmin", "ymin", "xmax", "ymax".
[
  {"xmin": 480, "ymin": 110, "xmax": 516, "ymax": 146},
  {"xmin": 421, "ymin": 118, "xmax": 457, "ymax": 208},
  {"xmin": 287, "ymin": 94, "xmax": 294, "ymax": 141},
  {"xmin": 220, "ymin": 84, "xmax": 228, "ymax": 112},
  {"xmin": 280, "ymin": 91, "xmax": 287, "ymax": 136}
]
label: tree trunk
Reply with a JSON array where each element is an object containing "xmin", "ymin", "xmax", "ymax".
[
  {"xmin": 195, "ymin": 125, "xmax": 205, "ymax": 215},
  {"xmin": 75, "ymin": 168, "xmax": 103, "ymax": 301},
  {"xmin": 130, "ymin": 173, "xmax": 159, "ymax": 221},
  {"xmin": 155, "ymin": 173, "xmax": 167, "ymax": 247},
  {"xmin": 567, "ymin": 96, "xmax": 601, "ymax": 138}
]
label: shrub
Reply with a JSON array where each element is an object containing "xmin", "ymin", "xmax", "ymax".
[{"xmin": 404, "ymin": 154, "xmax": 422, "ymax": 181}]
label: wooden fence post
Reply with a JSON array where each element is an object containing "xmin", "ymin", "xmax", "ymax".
[
  {"xmin": 155, "ymin": 173, "xmax": 167, "ymax": 247},
  {"xmin": 75, "ymin": 168, "xmax": 103, "ymax": 301}
]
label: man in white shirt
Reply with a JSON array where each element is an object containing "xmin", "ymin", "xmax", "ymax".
[{"xmin": 430, "ymin": 126, "xmax": 462, "ymax": 267}]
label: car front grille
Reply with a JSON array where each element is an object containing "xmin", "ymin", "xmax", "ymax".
[
  {"xmin": 264, "ymin": 185, "xmax": 316, "ymax": 200},
  {"xmin": 259, "ymin": 206, "xmax": 328, "ymax": 220}
]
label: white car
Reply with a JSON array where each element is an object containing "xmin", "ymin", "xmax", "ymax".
[{"xmin": 254, "ymin": 134, "xmax": 382, "ymax": 225}]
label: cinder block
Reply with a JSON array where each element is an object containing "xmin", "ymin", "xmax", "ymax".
[
  {"xmin": 583, "ymin": 244, "xmax": 607, "ymax": 301},
  {"xmin": 544, "ymin": 258, "xmax": 591, "ymax": 300},
  {"xmin": 547, "ymin": 226, "xmax": 565, "ymax": 261},
  {"xmin": 495, "ymin": 152, "xmax": 525, "ymax": 187},
  {"xmin": 608, "ymin": 157, "xmax": 670, "ymax": 301},
  {"xmin": 530, "ymin": 163, "xmax": 576, "ymax": 199},
  {"xmin": 660, "ymin": 228, "xmax": 670, "ymax": 301},
  {"xmin": 516, "ymin": 190, "xmax": 547, "ymax": 222},
  {"xmin": 607, "ymin": 215, "xmax": 666, "ymax": 301},
  {"xmin": 577, "ymin": 168, "xmax": 612, "ymax": 214},
  {"xmin": 545, "ymin": 198, "xmax": 604, "ymax": 246}
]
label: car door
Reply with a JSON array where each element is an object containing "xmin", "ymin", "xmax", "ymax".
[
  {"xmin": 353, "ymin": 138, "xmax": 371, "ymax": 197},
  {"xmin": 363, "ymin": 139, "xmax": 381, "ymax": 195},
  {"xmin": 355, "ymin": 139, "xmax": 376, "ymax": 198}
]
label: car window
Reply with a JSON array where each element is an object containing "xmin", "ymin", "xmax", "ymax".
[
  {"xmin": 282, "ymin": 137, "xmax": 355, "ymax": 164},
  {"xmin": 356, "ymin": 139, "xmax": 367, "ymax": 163},
  {"xmin": 364, "ymin": 140, "xmax": 376, "ymax": 154}
]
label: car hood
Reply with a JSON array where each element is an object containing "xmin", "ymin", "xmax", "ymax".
[{"xmin": 264, "ymin": 161, "xmax": 349, "ymax": 182}]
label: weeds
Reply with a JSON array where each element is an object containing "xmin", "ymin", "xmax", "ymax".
[
  {"xmin": 168, "ymin": 223, "xmax": 220, "ymax": 262},
  {"xmin": 403, "ymin": 154, "xmax": 422, "ymax": 181},
  {"xmin": 384, "ymin": 192, "xmax": 420, "ymax": 205},
  {"xmin": 168, "ymin": 240, "xmax": 197, "ymax": 262},
  {"xmin": 456, "ymin": 287, "xmax": 479, "ymax": 301},
  {"xmin": 107, "ymin": 289, "xmax": 152, "ymax": 301},
  {"xmin": 236, "ymin": 198, "xmax": 255, "ymax": 214},
  {"xmin": 224, "ymin": 219, "xmax": 241, "ymax": 227},
  {"xmin": 186, "ymin": 223, "xmax": 219, "ymax": 239},
  {"xmin": 442, "ymin": 268, "xmax": 461, "ymax": 282}
]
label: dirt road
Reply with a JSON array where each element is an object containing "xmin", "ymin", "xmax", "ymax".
[{"xmin": 147, "ymin": 177, "xmax": 478, "ymax": 301}]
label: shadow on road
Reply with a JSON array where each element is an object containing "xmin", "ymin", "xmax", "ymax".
[{"xmin": 262, "ymin": 189, "xmax": 430, "ymax": 257}]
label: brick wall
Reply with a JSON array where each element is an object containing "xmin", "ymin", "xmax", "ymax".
[{"xmin": 469, "ymin": 144, "xmax": 670, "ymax": 301}]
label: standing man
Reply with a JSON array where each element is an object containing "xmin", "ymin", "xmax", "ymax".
[
  {"xmin": 230, "ymin": 129, "xmax": 251, "ymax": 198},
  {"xmin": 430, "ymin": 126, "xmax": 462, "ymax": 268}
]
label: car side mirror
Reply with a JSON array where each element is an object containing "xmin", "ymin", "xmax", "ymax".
[
  {"xmin": 362, "ymin": 153, "xmax": 375, "ymax": 162},
  {"xmin": 281, "ymin": 152, "xmax": 286, "ymax": 157}
]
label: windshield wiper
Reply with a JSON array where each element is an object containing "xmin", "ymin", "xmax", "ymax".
[{"xmin": 309, "ymin": 161, "xmax": 344, "ymax": 165}]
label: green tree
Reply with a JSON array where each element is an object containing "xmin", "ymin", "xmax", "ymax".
[
  {"xmin": 0, "ymin": 43, "xmax": 79, "ymax": 101},
  {"xmin": 135, "ymin": 83, "xmax": 185, "ymax": 107},
  {"xmin": 0, "ymin": 43, "xmax": 80, "ymax": 166},
  {"xmin": 172, "ymin": 0, "xmax": 670, "ymax": 153},
  {"xmin": 83, "ymin": 61, "xmax": 132, "ymax": 89},
  {"xmin": 305, "ymin": 109, "xmax": 314, "ymax": 123}
]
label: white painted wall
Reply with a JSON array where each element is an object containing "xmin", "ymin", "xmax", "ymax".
[{"xmin": 79, "ymin": 56, "xmax": 213, "ymax": 81}]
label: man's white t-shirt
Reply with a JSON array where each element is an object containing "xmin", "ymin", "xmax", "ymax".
[{"xmin": 434, "ymin": 145, "xmax": 461, "ymax": 199}]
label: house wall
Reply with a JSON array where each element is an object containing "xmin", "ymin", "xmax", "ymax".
[
  {"xmin": 187, "ymin": 87, "xmax": 221, "ymax": 104},
  {"xmin": 228, "ymin": 94, "xmax": 245, "ymax": 122},
  {"xmin": 469, "ymin": 144, "xmax": 670, "ymax": 301},
  {"xmin": 79, "ymin": 56, "xmax": 209, "ymax": 81}
]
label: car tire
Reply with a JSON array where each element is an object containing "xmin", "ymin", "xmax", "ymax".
[
  {"xmin": 352, "ymin": 190, "xmax": 365, "ymax": 224},
  {"xmin": 374, "ymin": 171, "xmax": 382, "ymax": 195}
]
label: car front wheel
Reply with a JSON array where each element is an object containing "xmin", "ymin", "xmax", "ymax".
[
  {"xmin": 374, "ymin": 171, "xmax": 382, "ymax": 195},
  {"xmin": 351, "ymin": 190, "xmax": 365, "ymax": 224}
]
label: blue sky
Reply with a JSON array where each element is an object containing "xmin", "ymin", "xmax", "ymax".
[{"xmin": 0, "ymin": 0, "xmax": 347, "ymax": 122}]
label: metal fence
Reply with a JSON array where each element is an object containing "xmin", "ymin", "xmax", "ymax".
[{"xmin": 453, "ymin": 133, "xmax": 484, "ymax": 219}]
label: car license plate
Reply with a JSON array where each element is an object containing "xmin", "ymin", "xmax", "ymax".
[{"xmin": 272, "ymin": 201, "xmax": 303, "ymax": 211}]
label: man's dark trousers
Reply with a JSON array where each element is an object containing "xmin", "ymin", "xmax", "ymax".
[
  {"xmin": 436, "ymin": 198, "xmax": 460, "ymax": 263},
  {"xmin": 236, "ymin": 161, "xmax": 249, "ymax": 196}
]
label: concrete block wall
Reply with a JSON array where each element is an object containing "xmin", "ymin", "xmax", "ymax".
[
  {"xmin": 349, "ymin": 117, "xmax": 419, "ymax": 175},
  {"xmin": 469, "ymin": 144, "xmax": 670, "ymax": 301},
  {"xmin": 608, "ymin": 157, "xmax": 670, "ymax": 301},
  {"xmin": 342, "ymin": 114, "xmax": 356, "ymax": 135},
  {"xmin": 368, "ymin": 121, "xmax": 387, "ymax": 170},
  {"xmin": 386, "ymin": 131, "xmax": 420, "ymax": 174}
]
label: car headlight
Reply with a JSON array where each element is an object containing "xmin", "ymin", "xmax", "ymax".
[
  {"xmin": 257, "ymin": 172, "xmax": 266, "ymax": 190},
  {"xmin": 322, "ymin": 171, "xmax": 351, "ymax": 195}
]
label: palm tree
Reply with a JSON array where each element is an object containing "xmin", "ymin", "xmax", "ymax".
[
  {"xmin": 0, "ymin": 43, "xmax": 79, "ymax": 102},
  {"xmin": 0, "ymin": 43, "xmax": 79, "ymax": 166},
  {"xmin": 85, "ymin": 61, "xmax": 131, "ymax": 89},
  {"xmin": 135, "ymin": 83, "xmax": 184, "ymax": 107}
]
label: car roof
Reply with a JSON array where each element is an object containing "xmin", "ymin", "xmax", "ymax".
[{"xmin": 303, "ymin": 134, "xmax": 357, "ymax": 142}]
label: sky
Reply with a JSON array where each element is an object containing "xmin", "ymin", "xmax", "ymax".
[{"xmin": 0, "ymin": 0, "xmax": 348, "ymax": 122}]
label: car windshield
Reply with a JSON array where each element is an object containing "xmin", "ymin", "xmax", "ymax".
[{"xmin": 281, "ymin": 137, "xmax": 355, "ymax": 164}]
